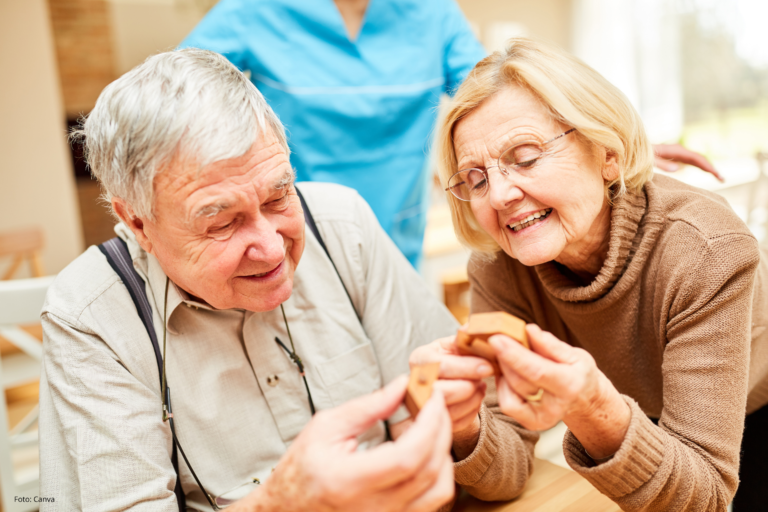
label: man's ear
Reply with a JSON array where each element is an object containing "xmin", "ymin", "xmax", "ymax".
[
  {"xmin": 112, "ymin": 198, "xmax": 153, "ymax": 255},
  {"xmin": 601, "ymin": 149, "xmax": 620, "ymax": 182}
]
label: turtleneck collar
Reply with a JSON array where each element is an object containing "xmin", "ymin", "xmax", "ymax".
[{"xmin": 534, "ymin": 183, "xmax": 660, "ymax": 303}]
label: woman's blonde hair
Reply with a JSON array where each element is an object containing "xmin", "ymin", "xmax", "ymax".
[{"xmin": 437, "ymin": 37, "xmax": 655, "ymax": 254}]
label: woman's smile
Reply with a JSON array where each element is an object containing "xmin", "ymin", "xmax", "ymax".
[{"xmin": 506, "ymin": 208, "xmax": 553, "ymax": 234}]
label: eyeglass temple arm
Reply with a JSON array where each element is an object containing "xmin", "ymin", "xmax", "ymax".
[{"xmin": 543, "ymin": 128, "xmax": 576, "ymax": 144}]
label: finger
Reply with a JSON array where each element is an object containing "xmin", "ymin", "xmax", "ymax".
[
  {"xmin": 344, "ymin": 388, "xmax": 449, "ymax": 491},
  {"xmin": 496, "ymin": 376, "xmax": 533, "ymax": 422},
  {"xmin": 490, "ymin": 334, "xmax": 575, "ymax": 395},
  {"xmin": 401, "ymin": 454, "xmax": 455, "ymax": 512},
  {"xmin": 448, "ymin": 393, "xmax": 485, "ymax": 432},
  {"xmin": 398, "ymin": 397, "xmax": 454, "ymax": 511},
  {"xmin": 653, "ymin": 157, "xmax": 679, "ymax": 172},
  {"xmin": 388, "ymin": 417, "xmax": 413, "ymax": 441},
  {"xmin": 654, "ymin": 145, "xmax": 723, "ymax": 181},
  {"xmin": 433, "ymin": 379, "xmax": 483, "ymax": 406},
  {"xmin": 500, "ymin": 365, "xmax": 545, "ymax": 399},
  {"xmin": 445, "ymin": 385, "xmax": 485, "ymax": 424},
  {"xmin": 438, "ymin": 354, "xmax": 495, "ymax": 379},
  {"xmin": 409, "ymin": 340, "xmax": 443, "ymax": 367},
  {"xmin": 525, "ymin": 324, "xmax": 579, "ymax": 364},
  {"xmin": 369, "ymin": 390, "xmax": 453, "ymax": 503},
  {"xmin": 675, "ymin": 150, "xmax": 721, "ymax": 179},
  {"xmin": 438, "ymin": 335, "xmax": 460, "ymax": 354},
  {"xmin": 324, "ymin": 375, "xmax": 409, "ymax": 440},
  {"xmin": 687, "ymin": 154, "xmax": 723, "ymax": 181},
  {"xmin": 411, "ymin": 341, "xmax": 493, "ymax": 379}
]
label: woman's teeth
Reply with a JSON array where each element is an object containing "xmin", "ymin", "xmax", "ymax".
[{"xmin": 508, "ymin": 209, "xmax": 552, "ymax": 232}]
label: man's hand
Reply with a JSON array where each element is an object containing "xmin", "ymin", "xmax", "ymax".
[
  {"xmin": 237, "ymin": 376, "xmax": 455, "ymax": 512},
  {"xmin": 653, "ymin": 143, "xmax": 723, "ymax": 181}
]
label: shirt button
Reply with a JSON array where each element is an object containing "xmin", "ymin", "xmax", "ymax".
[{"xmin": 267, "ymin": 375, "xmax": 280, "ymax": 387}]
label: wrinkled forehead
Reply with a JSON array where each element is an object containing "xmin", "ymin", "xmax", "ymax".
[
  {"xmin": 453, "ymin": 86, "xmax": 561, "ymax": 160},
  {"xmin": 153, "ymin": 130, "xmax": 294, "ymax": 218},
  {"xmin": 455, "ymin": 87, "xmax": 554, "ymax": 139}
]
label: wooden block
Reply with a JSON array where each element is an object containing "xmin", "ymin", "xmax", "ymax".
[
  {"xmin": 456, "ymin": 328, "xmax": 502, "ymax": 375},
  {"xmin": 454, "ymin": 312, "xmax": 529, "ymax": 374},
  {"xmin": 455, "ymin": 328, "xmax": 473, "ymax": 353},
  {"xmin": 467, "ymin": 312, "xmax": 529, "ymax": 349},
  {"xmin": 404, "ymin": 362, "xmax": 441, "ymax": 418}
]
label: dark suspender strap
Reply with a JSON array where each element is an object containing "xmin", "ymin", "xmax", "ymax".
[
  {"xmin": 296, "ymin": 187, "xmax": 361, "ymax": 321},
  {"xmin": 99, "ymin": 238, "xmax": 164, "ymax": 374},
  {"xmin": 98, "ymin": 237, "xmax": 187, "ymax": 511}
]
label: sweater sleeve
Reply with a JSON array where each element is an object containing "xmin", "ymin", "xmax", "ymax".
[
  {"xmin": 454, "ymin": 380, "xmax": 539, "ymax": 501},
  {"xmin": 564, "ymin": 231, "xmax": 759, "ymax": 512}
]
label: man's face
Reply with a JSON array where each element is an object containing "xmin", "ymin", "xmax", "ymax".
[{"xmin": 136, "ymin": 130, "xmax": 305, "ymax": 312}]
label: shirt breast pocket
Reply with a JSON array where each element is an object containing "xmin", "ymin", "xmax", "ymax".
[{"xmin": 316, "ymin": 342, "xmax": 382, "ymax": 407}]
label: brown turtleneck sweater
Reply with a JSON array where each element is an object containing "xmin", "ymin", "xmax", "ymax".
[{"xmin": 465, "ymin": 174, "xmax": 768, "ymax": 511}]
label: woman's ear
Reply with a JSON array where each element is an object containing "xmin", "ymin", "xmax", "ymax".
[{"xmin": 601, "ymin": 149, "xmax": 620, "ymax": 182}]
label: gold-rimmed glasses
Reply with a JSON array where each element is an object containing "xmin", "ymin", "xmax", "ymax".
[{"xmin": 445, "ymin": 128, "xmax": 576, "ymax": 202}]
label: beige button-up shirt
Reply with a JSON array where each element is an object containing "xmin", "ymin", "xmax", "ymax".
[{"xmin": 39, "ymin": 183, "xmax": 458, "ymax": 511}]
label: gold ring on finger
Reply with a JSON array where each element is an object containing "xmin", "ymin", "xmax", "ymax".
[{"xmin": 523, "ymin": 388, "xmax": 544, "ymax": 403}]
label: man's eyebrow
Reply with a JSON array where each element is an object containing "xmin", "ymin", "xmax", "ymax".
[
  {"xmin": 273, "ymin": 168, "xmax": 296, "ymax": 190},
  {"xmin": 193, "ymin": 201, "xmax": 231, "ymax": 219}
]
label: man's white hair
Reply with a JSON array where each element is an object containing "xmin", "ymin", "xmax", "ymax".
[{"xmin": 73, "ymin": 48, "xmax": 290, "ymax": 219}]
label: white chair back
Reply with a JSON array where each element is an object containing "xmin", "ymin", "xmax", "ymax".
[{"xmin": 0, "ymin": 276, "xmax": 54, "ymax": 512}]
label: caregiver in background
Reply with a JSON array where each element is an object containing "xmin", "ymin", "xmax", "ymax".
[{"xmin": 181, "ymin": 0, "xmax": 720, "ymax": 268}]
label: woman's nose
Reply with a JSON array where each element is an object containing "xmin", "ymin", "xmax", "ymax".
[{"xmin": 487, "ymin": 169, "xmax": 523, "ymax": 210}]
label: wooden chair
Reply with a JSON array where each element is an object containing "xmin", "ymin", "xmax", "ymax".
[
  {"xmin": 0, "ymin": 228, "xmax": 45, "ymax": 280},
  {"xmin": 442, "ymin": 266, "xmax": 470, "ymax": 325},
  {"xmin": 0, "ymin": 276, "xmax": 54, "ymax": 511},
  {"xmin": 751, "ymin": 152, "xmax": 768, "ymax": 243}
]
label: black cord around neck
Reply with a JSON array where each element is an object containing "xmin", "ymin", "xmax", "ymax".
[{"xmin": 276, "ymin": 304, "xmax": 316, "ymax": 415}]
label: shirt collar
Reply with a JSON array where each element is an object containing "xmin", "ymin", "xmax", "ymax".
[{"xmin": 114, "ymin": 222, "xmax": 217, "ymax": 335}]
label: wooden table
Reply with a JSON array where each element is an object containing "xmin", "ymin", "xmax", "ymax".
[{"xmin": 453, "ymin": 458, "xmax": 620, "ymax": 512}]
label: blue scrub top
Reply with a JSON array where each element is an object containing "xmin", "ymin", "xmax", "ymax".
[{"xmin": 181, "ymin": 0, "xmax": 486, "ymax": 266}]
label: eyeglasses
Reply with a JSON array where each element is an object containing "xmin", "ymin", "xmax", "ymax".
[{"xmin": 445, "ymin": 128, "xmax": 576, "ymax": 202}]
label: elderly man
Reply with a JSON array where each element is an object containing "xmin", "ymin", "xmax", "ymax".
[{"xmin": 39, "ymin": 49, "xmax": 497, "ymax": 511}]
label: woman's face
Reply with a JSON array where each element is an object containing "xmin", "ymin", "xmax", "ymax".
[{"xmin": 452, "ymin": 85, "xmax": 614, "ymax": 267}]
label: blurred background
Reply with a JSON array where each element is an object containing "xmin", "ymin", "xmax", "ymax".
[
  {"xmin": 2, "ymin": 0, "xmax": 768, "ymax": 283},
  {"xmin": 0, "ymin": 0, "xmax": 766, "ymax": 507}
]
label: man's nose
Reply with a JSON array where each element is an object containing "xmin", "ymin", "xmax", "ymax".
[
  {"xmin": 244, "ymin": 216, "xmax": 285, "ymax": 262},
  {"xmin": 487, "ymin": 168, "xmax": 523, "ymax": 210}
]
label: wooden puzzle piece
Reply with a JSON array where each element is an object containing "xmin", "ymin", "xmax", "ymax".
[
  {"xmin": 456, "ymin": 312, "xmax": 529, "ymax": 374},
  {"xmin": 456, "ymin": 327, "xmax": 502, "ymax": 375},
  {"xmin": 467, "ymin": 312, "xmax": 529, "ymax": 348},
  {"xmin": 404, "ymin": 362, "xmax": 441, "ymax": 418}
]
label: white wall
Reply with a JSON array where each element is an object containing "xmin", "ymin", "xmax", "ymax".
[
  {"xmin": 0, "ymin": 0, "xmax": 84, "ymax": 276},
  {"xmin": 571, "ymin": 0, "xmax": 683, "ymax": 142}
]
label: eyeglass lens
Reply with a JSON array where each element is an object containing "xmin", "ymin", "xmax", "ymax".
[{"xmin": 447, "ymin": 142, "xmax": 546, "ymax": 201}]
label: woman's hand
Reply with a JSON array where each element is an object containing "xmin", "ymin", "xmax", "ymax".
[
  {"xmin": 409, "ymin": 334, "xmax": 495, "ymax": 459},
  {"xmin": 491, "ymin": 324, "xmax": 631, "ymax": 460}
]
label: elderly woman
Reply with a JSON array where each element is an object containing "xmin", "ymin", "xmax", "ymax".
[{"xmin": 430, "ymin": 39, "xmax": 768, "ymax": 511}]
